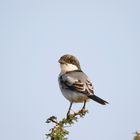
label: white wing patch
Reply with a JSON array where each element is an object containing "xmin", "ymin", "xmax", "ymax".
[
  {"xmin": 85, "ymin": 79, "xmax": 94, "ymax": 95},
  {"xmin": 62, "ymin": 76, "xmax": 79, "ymax": 86}
]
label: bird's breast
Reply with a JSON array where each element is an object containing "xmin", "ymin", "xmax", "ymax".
[{"xmin": 60, "ymin": 88, "xmax": 89, "ymax": 103}]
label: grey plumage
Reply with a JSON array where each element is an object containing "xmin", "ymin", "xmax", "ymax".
[
  {"xmin": 59, "ymin": 70, "xmax": 108, "ymax": 105},
  {"xmin": 58, "ymin": 54, "xmax": 108, "ymax": 117},
  {"xmin": 59, "ymin": 70, "xmax": 93, "ymax": 95}
]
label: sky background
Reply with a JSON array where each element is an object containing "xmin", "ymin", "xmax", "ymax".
[{"xmin": 0, "ymin": 0, "xmax": 140, "ymax": 140}]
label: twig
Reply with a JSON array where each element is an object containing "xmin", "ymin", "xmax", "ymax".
[{"xmin": 46, "ymin": 109, "xmax": 88, "ymax": 140}]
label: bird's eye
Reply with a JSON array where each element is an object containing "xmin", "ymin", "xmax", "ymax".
[{"xmin": 70, "ymin": 59, "xmax": 74, "ymax": 64}]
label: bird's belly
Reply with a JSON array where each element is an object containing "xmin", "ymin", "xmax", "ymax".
[{"xmin": 61, "ymin": 89, "xmax": 89, "ymax": 103}]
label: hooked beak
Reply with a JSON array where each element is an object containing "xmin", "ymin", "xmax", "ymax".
[{"xmin": 58, "ymin": 59, "xmax": 66, "ymax": 64}]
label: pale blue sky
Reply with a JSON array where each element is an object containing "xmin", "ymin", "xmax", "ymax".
[{"xmin": 0, "ymin": 0, "xmax": 140, "ymax": 140}]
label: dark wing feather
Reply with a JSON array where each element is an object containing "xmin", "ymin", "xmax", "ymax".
[{"xmin": 59, "ymin": 73, "xmax": 94, "ymax": 96}]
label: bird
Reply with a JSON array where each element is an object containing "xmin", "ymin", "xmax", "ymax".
[{"xmin": 58, "ymin": 54, "xmax": 108, "ymax": 117}]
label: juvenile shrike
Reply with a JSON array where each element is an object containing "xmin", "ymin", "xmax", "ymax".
[{"xmin": 58, "ymin": 54, "xmax": 108, "ymax": 117}]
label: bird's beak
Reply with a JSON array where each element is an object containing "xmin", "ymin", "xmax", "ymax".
[{"xmin": 58, "ymin": 59, "xmax": 65, "ymax": 64}]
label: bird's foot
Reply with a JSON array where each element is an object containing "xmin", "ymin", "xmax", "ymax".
[
  {"xmin": 66, "ymin": 112, "xmax": 70, "ymax": 119},
  {"xmin": 66, "ymin": 114, "xmax": 70, "ymax": 119},
  {"xmin": 79, "ymin": 108, "xmax": 88, "ymax": 117}
]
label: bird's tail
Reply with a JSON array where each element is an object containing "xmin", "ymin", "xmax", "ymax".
[{"xmin": 88, "ymin": 95, "xmax": 109, "ymax": 105}]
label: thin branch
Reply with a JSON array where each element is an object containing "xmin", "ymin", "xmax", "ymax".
[{"xmin": 46, "ymin": 109, "xmax": 88, "ymax": 140}]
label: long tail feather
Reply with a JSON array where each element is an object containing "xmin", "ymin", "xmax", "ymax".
[{"xmin": 88, "ymin": 95, "xmax": 109, "ymax": 105}]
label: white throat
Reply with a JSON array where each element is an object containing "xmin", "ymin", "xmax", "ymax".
[{"xmin": 60, "ymin": 63, "xmax": 78, "ymax": 74}]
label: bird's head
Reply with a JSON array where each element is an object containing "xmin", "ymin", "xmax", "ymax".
[{"xmin": 58, "ymin": 54, "xmax": 81, "ymax": 73}]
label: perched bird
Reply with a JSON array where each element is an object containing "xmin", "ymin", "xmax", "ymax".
[{"xmin": 58, "ymin": 54, "xmax": 108, "ymax": 117}]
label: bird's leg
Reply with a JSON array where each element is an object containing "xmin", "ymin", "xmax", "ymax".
[
  {"xmin": 80, "ymin": 101, "xmax": 87, "ymax": 115},
  {"xmin": 67, "ymin": 102, "xmax": 73, "ymax": 118},
  {"xmin": 82, "ymin": 100, "xmax": 86, "ymax": 110}
]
